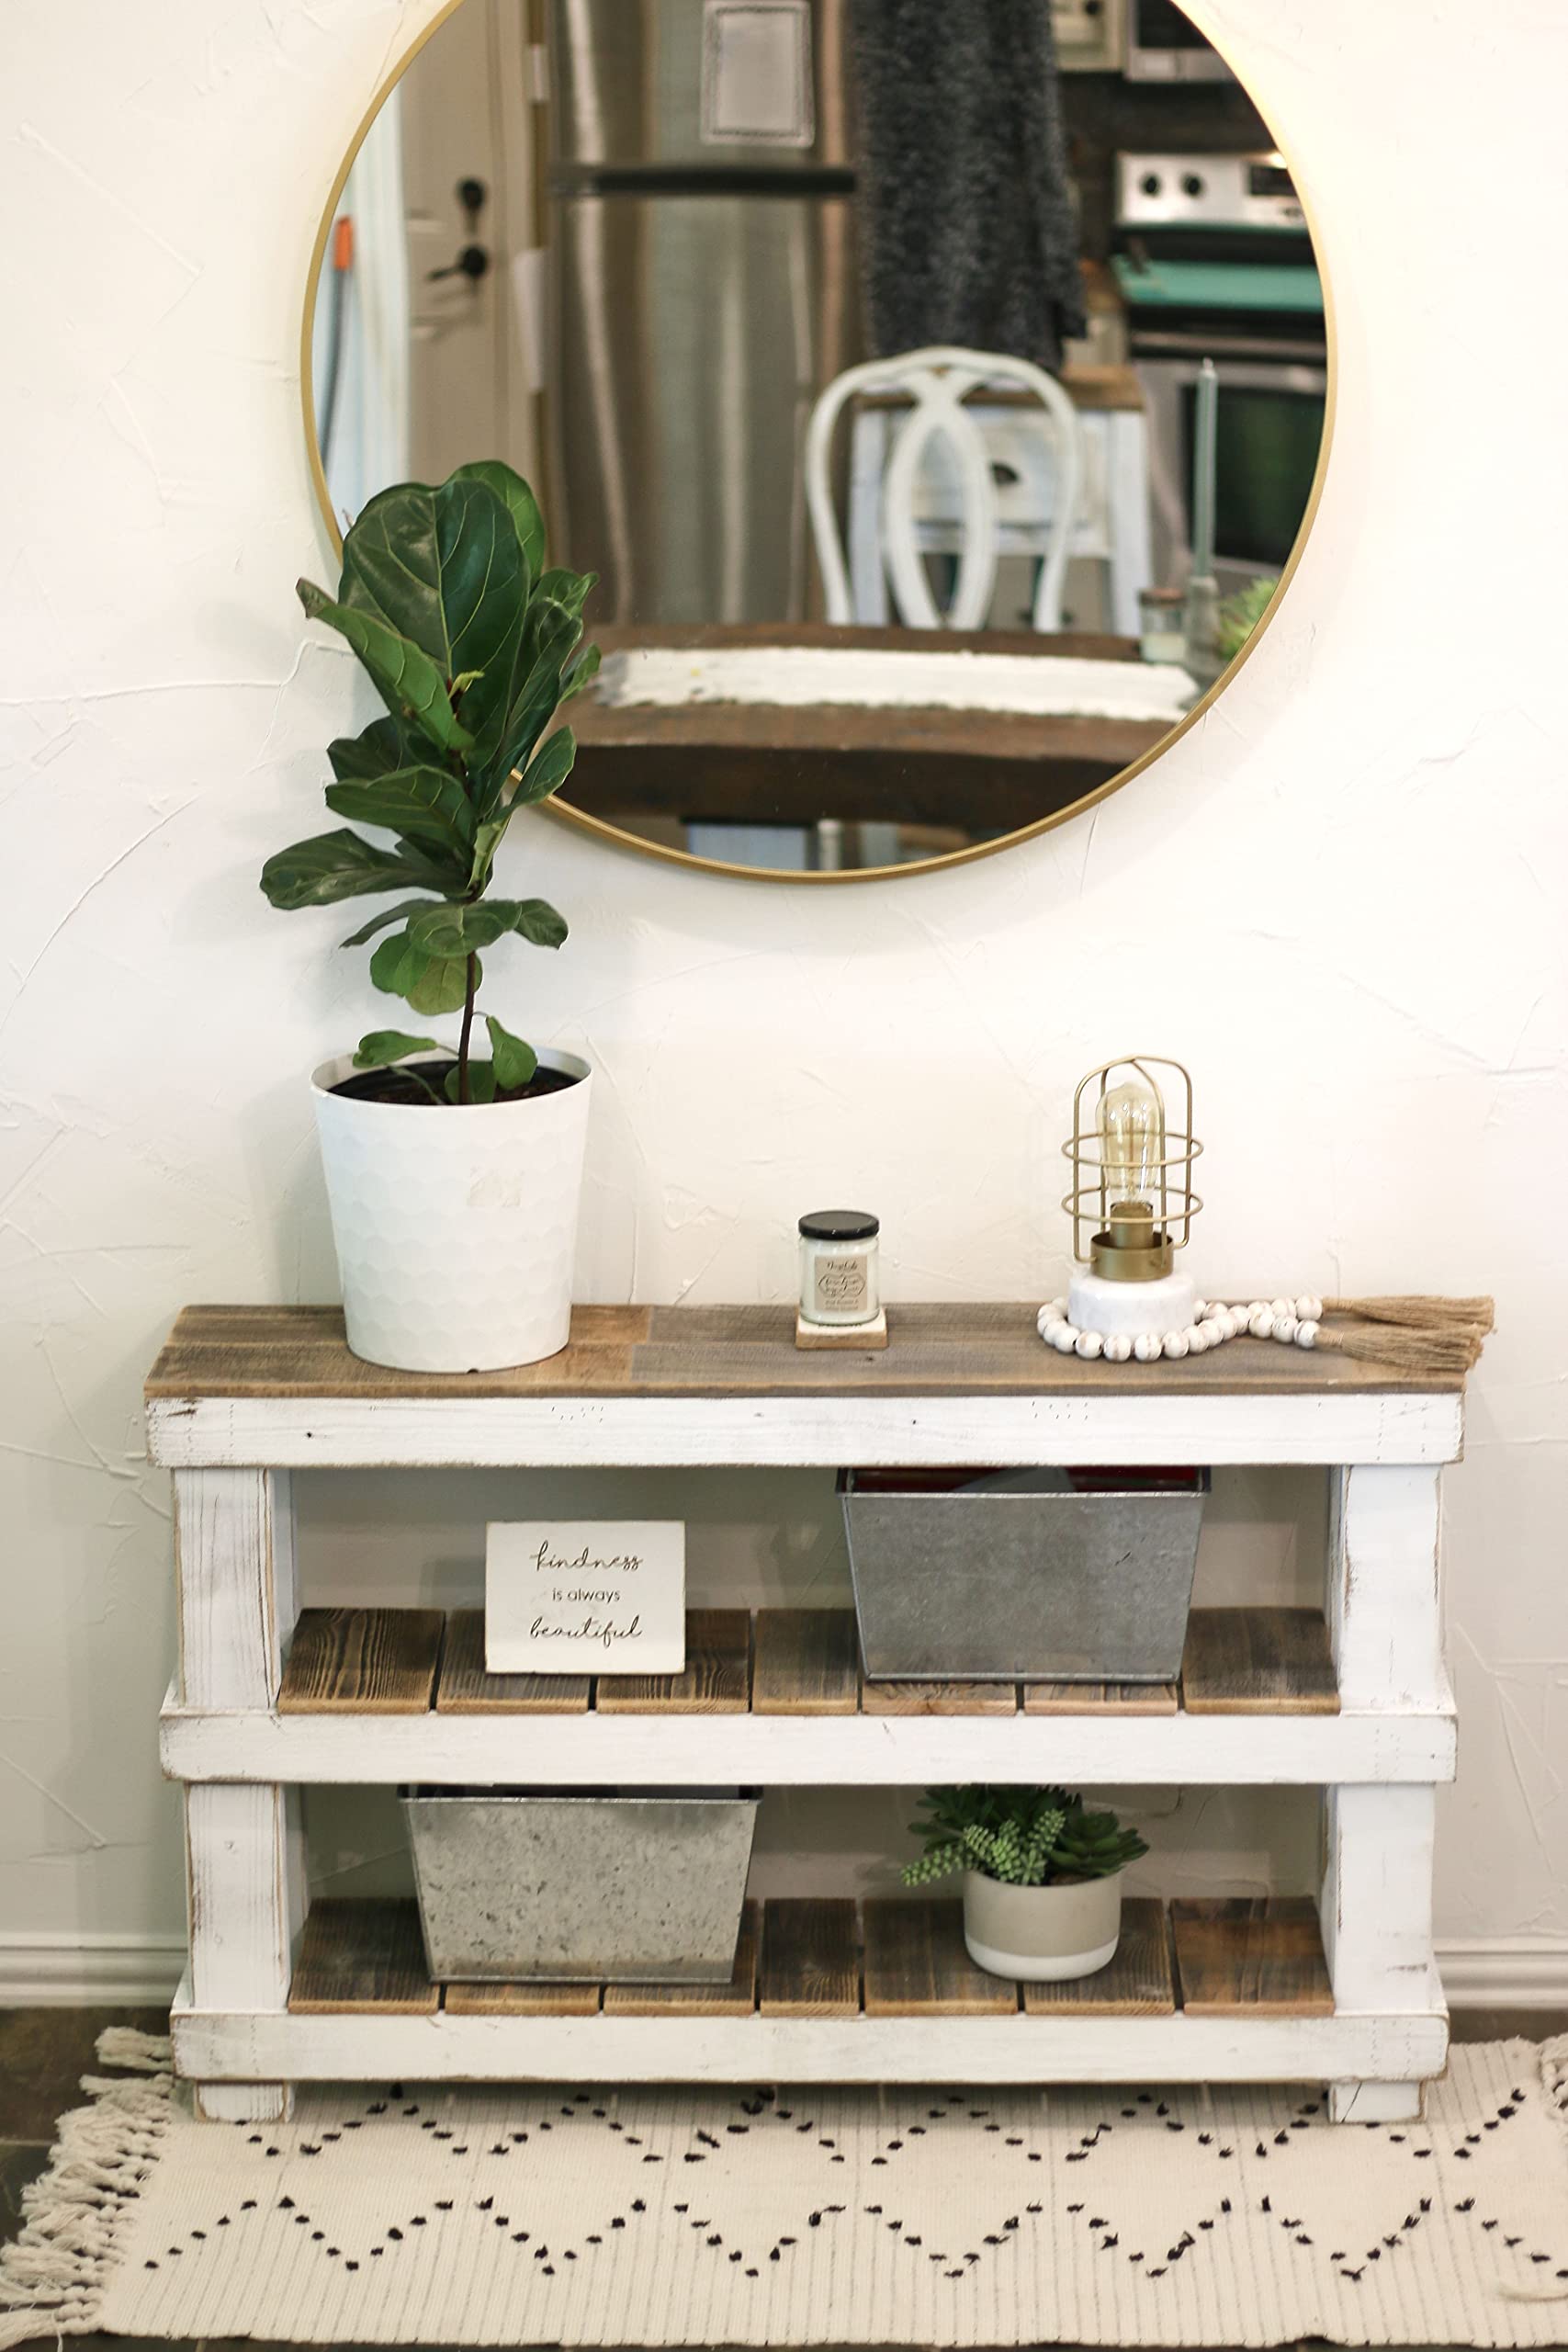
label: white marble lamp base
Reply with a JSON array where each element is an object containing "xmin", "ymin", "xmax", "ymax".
[{"xmin": 1068, "ymin": 1268, "xmax": 1196, "ymax": 1340}]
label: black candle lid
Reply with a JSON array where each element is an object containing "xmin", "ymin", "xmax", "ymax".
[{"xmin": 799, "ymin": 1208, "xmax": 879, "ymax": 1241}]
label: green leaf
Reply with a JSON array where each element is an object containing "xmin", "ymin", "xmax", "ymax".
[
  {"xmin": 368, "ymin": 927, "xmax": 478, "ymax": 1016},
  {"xmin": 337, "ymin": 895, "xmax": 444, "ymax": 948},
  {"xmin": 338, "ymin": 476, "xmax": 527, "ymax": 758},
  {"xmin": 327, "ymin": 713, "xmax": 424, "ymax": 784},
  {"xmin": 404, "ymin": 955, "xmax": 475, "ymax": 1017},
  {"xmin": 408, "ymin": 898, "xmax": 569, "ymax": 958},
  {"xmin": 340, "ymin": 477, "xmax": 521, "ymax": 678},
  {"xmin": 485, "ymin": 1014, "xmax": 538, "ymax": 1091},
  {"xmin": 353, "ymin": 1031, "xmax": 442, "ymax": 1068},
  {"xmin": 323, "ymin": 763, "xmax": 477, "ymax": 858},
  {"xmin": 559, "ymin": 641, "xmax": 602, "ymax": 705},
  {"xmin": 514, "ymin": 724, "xmax": 577, "ymax": 806},
  {"xmin": 507, "ymin": 897, "xmax": 569, "ymax": 948},
  {"xmin": 468, "ymin": 819, "xmax": 506, "ymax": 889},
  {"xmin": 407, "ymin": 901, "xmax": 517, "ymax": 957},
  {"xmin": 298, "ymin": 579, "xmax": 473, "ymax": 756},
  {"xmin": 477, "ymin": 606, "xmax": 584, "ymax": 812},
  {"xmin": 536, "ymin": 565, "xmax": 597, "ymax": 617},
  {"xmin": 260, "ymin": 829, "xmax": 460, "ymax": 911},
  {"xmin": 444, "ymin": 1058, "xmax": 498, "ymax": 1105},
  {"xmin": 448, "ymin": 459, "xmax": 546, "ymax": 582}
]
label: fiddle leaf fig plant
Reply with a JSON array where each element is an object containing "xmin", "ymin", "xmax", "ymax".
[{"xmin": 262, "ymin": 460, "xmax": 598, "ymax": 1104}]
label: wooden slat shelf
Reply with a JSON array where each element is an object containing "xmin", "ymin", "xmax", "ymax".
[
  {"xmin": 272, "ymin": 1603, "xmax": 1338, "ymax": 1722},
  {"xmin": 592, "ymin": 1607, "xmax": 751, "ymax": 1714},
  {"xmin": 286, "ymin": 1891, "xmax": 1332, "ymax": 2025},
  {"xmin": 438, "ymin": 1610, "xmax": 589, "ymax": 1714},
  {"xmin": 148, "ymin": 1301, "xmax": 1469, "ymax": 1403},
  {"xmin": 276, "ymin": 1609, "xmax": 445, "ymax": 1715},
  {"xmin": 143, "ymin": 1303, "xmax": 1468, "ymax": 1472},
  {"xmin": 164, "ymin": 1601, "xmax": 1455, "ymax": 1788}
]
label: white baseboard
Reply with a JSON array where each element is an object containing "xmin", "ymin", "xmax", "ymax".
[
  {"xmin": 4, "ymin": 1931, "xmax": 1568, "ymax": 2012},
  {"xmin": 0, "ymin": 1932, "xmax": 188, "ymax": 2006},
  {"xmin": 1436, "ymin": 1939, "xmax": 1568, "ymax": 2008}
]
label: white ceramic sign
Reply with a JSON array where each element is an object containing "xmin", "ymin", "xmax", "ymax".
[{"xmin": 484, "ymin": 1521, "xmax": 686, "ymax": 1675}]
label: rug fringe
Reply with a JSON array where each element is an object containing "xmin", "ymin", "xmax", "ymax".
[
  {"xmin": 94, "ymin": 2026, "xmax": 174, "ymax": 2073},
  {"xmin": 0, "ymin": 2032, "xmax": 175, "ymax": 2346}
]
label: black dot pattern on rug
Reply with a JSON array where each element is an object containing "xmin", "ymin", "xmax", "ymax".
[{"xmin": 117, "ymin": 2065, "xmax": 1568, "ymax": 2330}]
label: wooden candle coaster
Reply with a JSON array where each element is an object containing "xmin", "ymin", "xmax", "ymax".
[{"xmin": 795, "ymin": 1308, "xmax": 888, "ymax": 1351}]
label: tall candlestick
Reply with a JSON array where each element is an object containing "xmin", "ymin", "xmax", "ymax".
[{"xmin": 1190, "ymin": 357, "xmax": 1219, "ymax": 585}]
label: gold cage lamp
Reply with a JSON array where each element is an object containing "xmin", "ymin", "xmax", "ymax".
[{"xmin": 1060, "ymin": 1056, "xmax": 1204, "ymax": 1338}]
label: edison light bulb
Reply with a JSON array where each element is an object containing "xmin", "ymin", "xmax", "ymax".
[{"xmin": 1098, "ymin": 1069, "xmax": 1166, "ymax": 1210}]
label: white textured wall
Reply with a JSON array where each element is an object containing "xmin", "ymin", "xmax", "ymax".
[{"xmin": 3, "ymin": 0, "xmax": 1565, "ymax": 1988}]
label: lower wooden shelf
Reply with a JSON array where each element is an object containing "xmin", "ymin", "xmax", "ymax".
[
  {"xmin": 285, "ymin": 1891, "xmax": 1336, "ymax": 2022},
  {"xmin": 170, "ymin": 1889, "xmax": 1449, "ymax": 2089}
]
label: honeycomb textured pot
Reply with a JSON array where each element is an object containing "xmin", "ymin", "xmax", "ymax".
[{"xmin": 311, "ymin": 1049, "xmax": 592, "ymax": 1373}]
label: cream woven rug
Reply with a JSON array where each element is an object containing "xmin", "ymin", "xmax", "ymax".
[{"xmin": 6, "ymin": 2036, "xmax": 1568, "ymax": 2347}]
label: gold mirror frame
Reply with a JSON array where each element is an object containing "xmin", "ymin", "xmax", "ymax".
[{"xmin": 301, "ymin": 0, "xmax": 1336, "ymax": 887}]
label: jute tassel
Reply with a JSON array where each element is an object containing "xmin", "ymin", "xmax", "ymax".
[
  {"xmin": 1314, "ymin": 1320, "xmax": 1483, "ymax": 1376},
  {"xmin": 1325, "ymin": 1294, "xmax": 1495, "ymax": 1336}
]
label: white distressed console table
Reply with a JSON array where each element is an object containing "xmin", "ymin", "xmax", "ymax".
[{"xmin": 145, "ymin": 1301, "xmax": 1463, "ymax": 2125}]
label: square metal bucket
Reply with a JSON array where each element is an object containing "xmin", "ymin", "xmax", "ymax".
[
  {"xmin": 840, "ymin": 1466, "xmax": 1209, "ymax": 1682},
  {"xmin": 403, "ymin": 1788, "xmax": 758, "ymax": 1983}
]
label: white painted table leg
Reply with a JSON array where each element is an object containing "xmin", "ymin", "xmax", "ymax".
[
  {"xmin": 175, "ymin": 1467, "xmax": 297, "ymax": 1709},
  {"xmin": 1329, "ymin": 2078, "xmax": 1425, "ymax": 2123},
  {"xmin": 175, "ymin": 1469, "xmax": 302, "ymax": 2120},
  {"xmin": 1322, "ymin": 1466, "xmax": 1448, "ymax": 2120},
  {"xmin": 1327, "ymin": 1464, "xmax": 1444, "ymax": 1712},
  {"xmin": 186, "ymin": 1784, "xmax": 304, "ymax": 2121}
]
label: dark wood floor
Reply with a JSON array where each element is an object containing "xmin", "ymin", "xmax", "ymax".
[{"xmin": 2, "ymin": 2004, "xmax": 1560, "ymax": 2352}]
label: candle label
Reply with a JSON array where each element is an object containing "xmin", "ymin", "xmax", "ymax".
[
  {"xmin": 485, "ymin": 1521, "xmax": 686, "ymax": 1674},
  {"xmin": 815, "ymin": 1252, "xmax": 869, "ymax": 1312}
]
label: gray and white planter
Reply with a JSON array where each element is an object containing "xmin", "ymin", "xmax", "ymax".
[
  {"xmin": 962, "ymin": 1868, "xmax": 1124, "ymax": 1983},
  {"xmin": 311, "ymin": 1048, "xmax": 591, "ymax": 1374}
]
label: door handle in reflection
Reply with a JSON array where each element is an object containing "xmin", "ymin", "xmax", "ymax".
[{"xmin": 428, "ymin": 243, "xmax": 491, "ymax": 284}]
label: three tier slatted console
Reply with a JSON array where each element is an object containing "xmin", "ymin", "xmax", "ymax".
[{"xmin": 144, "ymin": 1301, "xmax": 1464, "ymax": 2127}]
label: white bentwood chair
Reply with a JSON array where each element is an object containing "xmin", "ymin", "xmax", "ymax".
[{"xmin": 805, "ymin": 345, "xmax": 1086, "ymax": 634}]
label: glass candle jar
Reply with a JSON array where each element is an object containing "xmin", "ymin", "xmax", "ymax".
[
  {"xmin": 798, "ymin": 1209, "xmax": 880, "ymax": 1327},
  {"xmin": 1138, "ymin": 585, "xmax": 1187, "ymax": 665}
]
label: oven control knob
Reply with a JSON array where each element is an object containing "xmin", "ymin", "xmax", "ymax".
[
  {"xmin": 1181, "ymin": 171, "xmax": 1206, "ymax": 197},
  {"xmin": 1140, "ymin": 171, "xmax": 1162, "ymax": 196}
]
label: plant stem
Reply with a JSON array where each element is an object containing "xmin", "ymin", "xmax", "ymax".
[{"xmin": 457, "ymin": 954, "xmax": 478, "ymax": 1104}]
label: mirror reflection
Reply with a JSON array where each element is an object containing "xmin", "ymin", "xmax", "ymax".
[{"xmin": 309, "ymin": 0, "xmax": 1325, "ymax": 876}]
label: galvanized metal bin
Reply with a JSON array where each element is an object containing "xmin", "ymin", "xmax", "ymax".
[
  {"xmin": 840, "ymin": 1465, "xmax": 1209, "ymax": 1682},
  {"xmin": 403, "ymin": 1788, "xmax": 758, "ymax": 1983}
]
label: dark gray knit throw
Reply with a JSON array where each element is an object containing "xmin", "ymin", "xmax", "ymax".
[{"xmin": 849, "ymin": 0, "xmax": 1086, "ymax": 371}]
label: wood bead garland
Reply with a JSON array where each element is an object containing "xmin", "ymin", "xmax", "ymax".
[{"xmin": 1034, "ymin": 1294, "xmax": 1492, "ymax": 1376}]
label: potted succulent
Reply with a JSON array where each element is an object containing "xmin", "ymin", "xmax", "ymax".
[
  {"xmin": 902, "ymin": 1783, "xmax": 1148, "ymax": 1982},
  {"xmin": 263, "ymin": 460, "xmax": 600, "ymax": 1373}
]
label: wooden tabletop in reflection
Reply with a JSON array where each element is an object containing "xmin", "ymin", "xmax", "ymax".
[{"xmin": 561, "ymin": 624, "xmax": 1172, "ymax": 836}]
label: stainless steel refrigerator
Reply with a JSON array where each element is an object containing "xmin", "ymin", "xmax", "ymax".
[{"xmin": 546, "ymin": 0, "xmax": 861, "ymax": 625}]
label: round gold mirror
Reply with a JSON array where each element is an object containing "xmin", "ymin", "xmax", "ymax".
[{"xmin": 303, "ymin": 0, "xmax": 1329, "ymax": 882}]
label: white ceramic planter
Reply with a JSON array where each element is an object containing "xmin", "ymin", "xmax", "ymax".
[
  {"xmin": 311, "ymin": 1048, "xmax": 592, "ymax": 1373},
  {"xmin": 961, "ymin": 1868, "xmax": 1123, "ymax": 1982}
]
